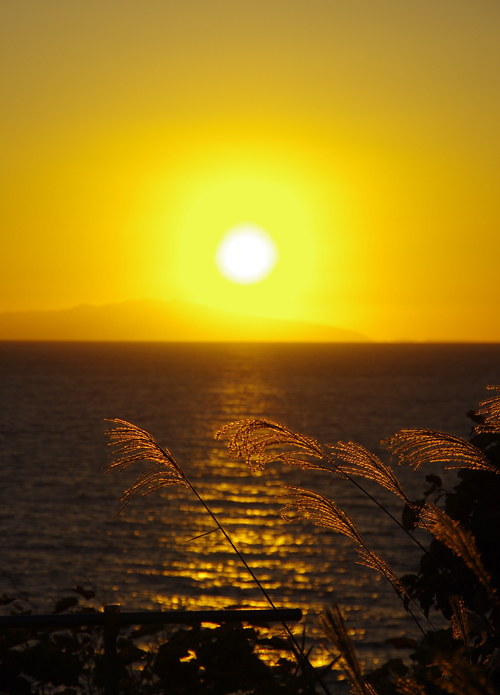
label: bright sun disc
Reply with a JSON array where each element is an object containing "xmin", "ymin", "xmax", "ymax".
[{"xmin": 215, "ymin": 223, "xmax": 279, "ymax": 284}]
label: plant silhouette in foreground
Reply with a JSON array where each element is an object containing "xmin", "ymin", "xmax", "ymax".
[
  {"xmin": 105, "ymin": 419, "xmax": 328, "ymax": 695},
  {"xmin": 0, "ymin": 582, "xmax": 309, "ymax": 695},
  {"xmin": 216, "ymin": 386, "xmax": 500, "ymax": 694},
  {"xmin": 101, "ymin": 385, "xmax": 500, "ymax": 694}
]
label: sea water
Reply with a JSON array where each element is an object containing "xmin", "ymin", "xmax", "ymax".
[{"xmin": 1, "ymin": 341, "xmax": 499, "ymax": 668}]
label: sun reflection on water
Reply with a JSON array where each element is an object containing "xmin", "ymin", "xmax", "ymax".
[{"xmin": 95, "ymin": 348, "xmax": 435, "ymax": 671}]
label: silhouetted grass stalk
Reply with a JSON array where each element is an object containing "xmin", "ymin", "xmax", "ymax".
[
  {"xmin": 216, "ymin": 387, "xmax": 500, "ymax": 694},
  {"xmin": 216, "ymin": 420, "xmax": 440, "ymax": 637},
  {"xmin": 106, "ymin": 384, "xmax": 500, "ymax": 695},
  {"xmin": 104, "ymin": 418, "xmax": 330, "ymax": 695}
]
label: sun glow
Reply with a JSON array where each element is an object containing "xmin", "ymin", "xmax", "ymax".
[
  {"xmin": 152, "ymin": 152, "xmax": 343, "ymax": 322},
  {"xmin": 140, "ymin": 143, "xmax": 352, "ymax": 326},
  {"xmin": 215, "ymin": 223, "xmax": 279, "ymax": 285}
]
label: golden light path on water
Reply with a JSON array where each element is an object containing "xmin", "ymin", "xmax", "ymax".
[
  {"xmin": 117, "ymin": 490, "xmax": 376, "ymax": 671},
  {"xmin": 5, "ymin": 342, "xmax": 490, "ymax": 676},
  {"xmin": 109, "ymin": 412, "xmax": 399, "ymax": 673},
  {"xmin": 90, "ymin": 347, "xmax": 454, "ymax": 676},
  {"xmin": 95, "ymin": 348, "xmax": 437, "ymax": 674}
]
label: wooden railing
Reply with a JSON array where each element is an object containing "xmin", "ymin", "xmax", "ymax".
[{"xmin": 0, "ymin": 605, "xmax": 303, "ymax": 695}]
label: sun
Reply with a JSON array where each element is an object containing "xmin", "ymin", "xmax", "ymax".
[
  {"xmin": 148, "ymin": 147, "xmax": 350, "ymax": 322},
  {"xmin": 215, "ymin": 223, "xmax": 279, "ymax": 285}
]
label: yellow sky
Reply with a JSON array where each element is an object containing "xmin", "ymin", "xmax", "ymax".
[{"xmin": 1, "ymin": 0, "xmax": 499, "ymax": 341}]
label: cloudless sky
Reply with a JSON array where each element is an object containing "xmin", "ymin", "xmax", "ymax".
[{"xmin": 1, "ymin": 0, "xmax": 499, "ymax": 341}]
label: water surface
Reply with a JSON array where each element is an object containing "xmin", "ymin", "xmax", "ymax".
[{"xmin": 1, "ymin": 341, "xmax": 499, "ymax": 667}]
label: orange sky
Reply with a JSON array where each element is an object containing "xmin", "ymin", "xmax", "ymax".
[{"xmin": 1, "ymin": 1, "xmax": 499, "ymax": 341}]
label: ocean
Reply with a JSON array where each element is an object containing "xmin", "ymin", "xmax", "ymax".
[{"xmin": 1, "ymin": 341, "xmax": 499, "ymax": 669}]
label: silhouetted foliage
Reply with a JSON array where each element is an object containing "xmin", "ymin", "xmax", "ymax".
[
  {"xmin": 3, "ymin": 386, "xmax": 500, "ymax": 694},
  {"xmin": 217, "ymin": 386, "xmax": 500, "ymax": 694},
  {"xmin": 0, "ymin": 587, "xmax": 317, "ymax": 695},
  {"xmin": 365, "ymin": 403, "xmax": 500, "ymax": 695}
]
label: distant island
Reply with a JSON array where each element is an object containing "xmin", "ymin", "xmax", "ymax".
[{"xmin": 0, "ymin": 299, "xmax": 369, "ymax": 342}]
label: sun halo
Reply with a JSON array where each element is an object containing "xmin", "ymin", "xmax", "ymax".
[{"xmin": 150, "ymin": 152, "xmax": 346, "ymax": 322}]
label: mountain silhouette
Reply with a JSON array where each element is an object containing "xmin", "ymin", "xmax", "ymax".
[{"xmin": 0, "ymin": 299, "xmax": 369, "ymax": 342}]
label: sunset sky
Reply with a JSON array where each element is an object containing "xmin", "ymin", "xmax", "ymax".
[{"xmin": 1, "ymin": 1, "xmax": 499, "ymax": 341}]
